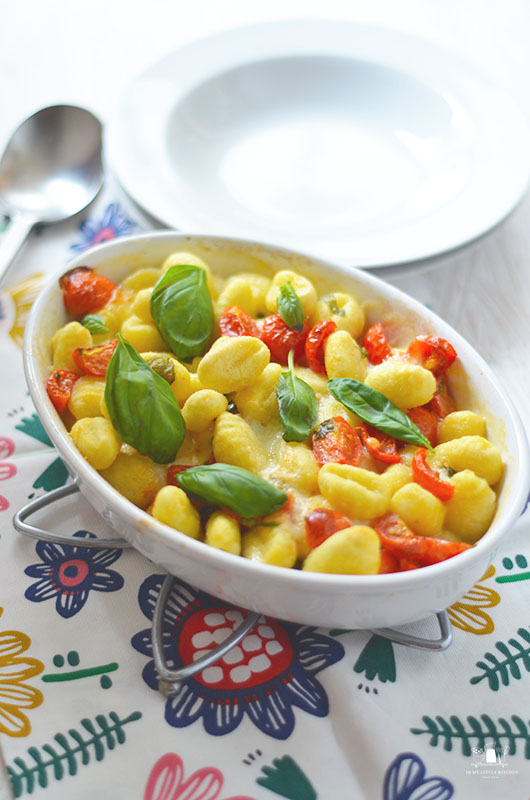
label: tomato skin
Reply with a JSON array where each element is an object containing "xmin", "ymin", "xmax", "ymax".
[
  {"xmin": 407, "ymin": 335, "xmax": 457, "ymax": 375},
  {"xmin": 360, "ymin": 422, "xmax": 401, "ymax": 464},
  {"xmin": 59, "ymin": 267, "xmax": 116, "ymax": 315},
  {"xmin": 304, "ymin": 507, "xmax": 352, "ymax": 550},
  {"xmin": 304, "ymin": 320, "xmax": 337, "ymax": 374},
  {"xmin": 312, "ymin": 416, "xmax": 363, "ymax": 467},
  {"xmin": 362, "ymin": 323, "xmax": 392, "ymax": 364},
  {"xmin": 167, "ymin": 464, "xmax": 193, "ymax": 485},
  {"xmin": 427, "ymin": 377, "xmax": 456, "ymax": 419},
  {"xmin": 260, "ymin": 313, "xmax": 309, "ymax": 364},
  {"xmin": 407, "ymin": 407, "xmax": 438, "ymax": 447},
  {"xmin": 72, "ymin": 339, "xmax": 118, "ymax": 376},
  {"xmin": 374, "ymin": 512, "xmax": 470, "ymax": 567},
  {"xmin": 379, "ymin": 548, "xmax": 400, "ymax": 573},
  {"xmin": 412, "ymin": 447, "xmax": 455, "ymax": 501},
  {"xmin": 219, "ymin": 305, "xmax": 260, "ymax": 338},
  {"xmin": 46, "ymin": 369, "xmax": 79, "ymax": 412}
]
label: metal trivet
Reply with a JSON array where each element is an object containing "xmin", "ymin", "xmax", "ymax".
[{"xmin": 14, "ymin": 484, "xmax": 452, "ymax": 697}]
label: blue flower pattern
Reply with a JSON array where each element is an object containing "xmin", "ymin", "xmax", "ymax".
[
  {"xmin": 70, "ymin": 202, "xmax": 136, "ymax": 253},
  {"xmin": 383, "ymin": 752, "xmax": 454, "ymax": 800},
  {"xmin": 24, "ymin": 531, "xmax": 124, "ymax": 618},
  {"xmin": 131, "ymin": 574, "xmax": 345, "ymax": 740}
]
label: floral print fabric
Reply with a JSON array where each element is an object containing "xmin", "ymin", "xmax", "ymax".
[{"xmin": 0, "ymin": 184, "xmax": 529, "ymax": 799}]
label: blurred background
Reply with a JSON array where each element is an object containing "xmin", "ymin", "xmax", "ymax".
[
  {"xmin": 1, "ymin": 0, "xmax": 528, "ymax": 142},
  {"xmin": 1, "ymin": 0, "xmax": 529, "ymax": 412}
]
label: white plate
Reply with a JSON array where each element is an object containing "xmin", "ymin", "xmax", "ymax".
[{"xmin": 106, "ymin": 20, "xmax": 530, "ymax": 269}]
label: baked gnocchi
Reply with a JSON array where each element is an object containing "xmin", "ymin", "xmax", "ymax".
[{"xmin": 46, "ymin": 257, "xmax": 504, "ymax": 577}]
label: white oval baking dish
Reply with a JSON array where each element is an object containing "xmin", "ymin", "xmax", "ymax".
[{"xmin": 22, "ymin": 232, "xmax": 530, "ymax": 629}]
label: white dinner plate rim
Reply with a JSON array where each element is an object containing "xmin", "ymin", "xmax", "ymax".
[{"xmin": 106, "ymin": 20, "xmax": 530, "ymax": 270}]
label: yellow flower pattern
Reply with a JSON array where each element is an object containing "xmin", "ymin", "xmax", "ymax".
[
  {"xmin": 0, "ymin": 608, "xmax": 44, "ymax": 737},
  {"xmin": 448, "ymin": 565, "xmax": 501, "ymax": 635},
  {"xmin": 3, "ymin": 273, "xmax": 45, "ymax": 348}
]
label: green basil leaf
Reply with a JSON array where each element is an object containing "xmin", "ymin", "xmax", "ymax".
[
  {"xmin": 328, "ymin": 377, "xmax": 434, "ymax": 451},
  {"xmin": 81, "ymin": 314, "xmax": 108, "ymax": 335},
  {"xmin": 150, "ymin": 264, "xmax": 214, "ymax": 362},
  {"xmin": 277, "ymin": 281, "xmax": 304, "ymax": 332},
  {"xmin": 176, "ymin": 463, "xmax": 287, "ymax": 518},
  {"xmin": 277, "ymin": 350, "xmax": 318, "ymax": 442},
  {"xmin": 105, "ymin": 335, "xmax": 185, "ymax": 463}
]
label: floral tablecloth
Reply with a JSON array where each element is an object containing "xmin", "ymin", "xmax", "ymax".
[{"xmin": 1, "ymin": 183, "xmax": 529, "ymax": 800}]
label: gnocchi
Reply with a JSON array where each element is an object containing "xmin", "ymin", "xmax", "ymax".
[{"xmin": 47, "ymin": 254, "xmax": 506, "ymax": 577}]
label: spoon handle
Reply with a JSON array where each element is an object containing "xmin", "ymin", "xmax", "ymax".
[{"xmin": 0, "ymin": 213, "xmax": 35, "ymax": 290}]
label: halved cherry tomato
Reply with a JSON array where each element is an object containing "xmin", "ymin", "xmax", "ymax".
[
  {"xmin": 260, "ymin": 313, "xmax": 309, "ymax": 364},
  {"xmin": 72, "ymin": 339, "xmax": 118, "ymax": 376},
  {"xmin": 312, "ymin": 416, "xmax": 363, "ymax": 467},
  {"xmin": 167, "ymin": 464, "xmax": 193, "ymax": 485},
  {"xmin": 398, "ymin": 558, "xmax": 423, "ymax": 571},
  {"xmin": 219, "ymin": 305, "xmax": 260, "ymax": 338},
  {"xmin": 374, "ymin": 512, "xmax": 470, "ymax": 567},
  {"xmin": 407, "ymin": 335, "xmax": 457, "ymax": 375},
  {"xmin": 362, "ymin": 323, "xmax": 392, "ymax": 364},
  {"xmin": 304, "ymin": 507, "xmax": 352, "ymax": 550},
  {"xmin": 59, "ymin": 267, "xmax": 116, "ymax": 315},
  {"xmin": 407, "ymin": 407, "xmax": 438, "ymax": 448},
  {"xmin": 46, "ymin": 369, "xmax": 79, "ymax": 412},
  {"xmin": 379, "ymin": 548, "xmax": 400, "ymax": 574},
  {"xmin": 304, "ymin": 320, "xmax": 337, "ymax": 374},
  {"xmin": 427, "ymin": 376, "xmax": 456, "ymax": 419},
  {"xmin": 412, "ymin": 447, "xmax": 455, "ymax": 502},
  {"xmin": 360, "ymin": 422, "xmax": 401, "ymax": 464}
]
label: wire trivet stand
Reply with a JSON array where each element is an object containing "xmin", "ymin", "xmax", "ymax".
[{"xmin": 14, "ymin": 483, "xmax": 452, "ymax": 697}]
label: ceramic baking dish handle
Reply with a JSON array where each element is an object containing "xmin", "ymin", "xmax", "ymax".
[{"xmin": 13, "ymin": 483, "xmax": 132, "ymax": 549}]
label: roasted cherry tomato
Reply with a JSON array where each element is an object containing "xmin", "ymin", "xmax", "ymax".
[
  {"xmin": 312, "ymin": 416, "xmax": 362, "ymax": 467},
  {"xmin": 304, "ymin": 320, "xmax": 337, "ymax": 374},
  {"xmin": 362, "ymin": 323, "xmax": 392, "ymax": 364},
  {"xmin": 379, "ymin": 548, "xmax": 400, "ymax": 574},
  {"xmin": 166, "ymin": 464, "xmax": 193, "ymax": 485},
  {"xmin": 412, "ymin": 447, "xmax": 455, "ymax": 502},
  {"xmin": 46, "ymin": 369, "xmax": 79, "ymax": 412},
  {"xmin": 407, "ymin": 335, "xmax": 457, "ymax": 375},
  {"xmin": 260, "ymin": 313, "xmax": 309, "ymax": 364},
  {"xmin": 72, "ymin": 339, "xmax": 118, "ymax": 376},
  {"xmin": 374, "ymin": 512, "xmax": 470, "ymax": 567},
  {"xmin": 280, "ymin": 491, "xmax": 296, "ymax": 521},
  {"xmin": 219, "ymin": 305, "xmax": 260, "ymax": 338},
  {"xmin": 304, "ymin": 507, "xmax": 352, "ymax": 550},
  {"xmin": 427, "ymin": 376, "xmax": 456, "ymax": 419},
  {"xmin": 407, "ymin": 407, "xmax": 438, "ymax": 448},
  {"xmin": 360, "ymin": 422, "xmax": 401, "ymax": 464},
  {"xmin": 397, "ymin": 558, "xmax": 423, "ymax": 571},
  {"xmin": 59, "ymin": 267, "xmax": 116, "ymax": 315}
]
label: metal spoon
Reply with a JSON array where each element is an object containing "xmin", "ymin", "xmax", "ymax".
[{"xmin": 0, "ymin": 104, "xmax": 103, "ymax": 288}]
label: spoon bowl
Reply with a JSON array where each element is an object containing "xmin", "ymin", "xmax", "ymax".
[{"xmin": 0, "ymin": 105, "xmax": 103, "ymax": 286}]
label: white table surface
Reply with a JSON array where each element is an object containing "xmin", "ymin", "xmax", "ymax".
[{"xmin": 1, "ymin": 2, "xmax": 530, "ymax": 797}]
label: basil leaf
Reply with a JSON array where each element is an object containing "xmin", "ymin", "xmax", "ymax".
[
  {"xmin": 105, "ymin": 335, "xmax": 185, "ymax": 463},
  {"xmin": 328, "ymin": 377, "xmax": 433, "ymax": 451},
  {"xmin": 277, "ymin": 281, "xmax": 304, "ymax": 332},
  {"xmin": 81, "ymin": 314, "xmax": 108, "ymax": 335},
  {"xmin": 176, "ymin": 463, "xmax": 287, "ymax": 518},
  {"xmin": 277, "ymin": 350, "xmax": 318, "ymax": 442},
  {"xmin": 150, "ymin": 264, "xmax": 214, "ymax": 362}
]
